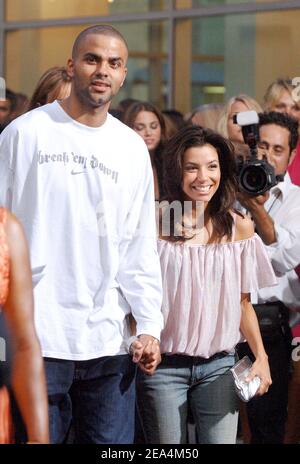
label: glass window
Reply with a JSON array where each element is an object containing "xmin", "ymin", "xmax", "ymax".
[
  {"xmin": 6, "ymin": 0, "xmax": 169, "ymax": 22},
  {"xmin": 5, "ymin": 21, "xmax": 169, "ymax": 109},
  {"xmin": 191, "ymin": 0, "xmax": 291, "ymax": 7},
  {"xmin": 191, "ymin": 16, "xmax": 225, "ymax": 108},
  {"xmin": 175, "ymin": 9, "xmax": 300, "ymax": 114}
]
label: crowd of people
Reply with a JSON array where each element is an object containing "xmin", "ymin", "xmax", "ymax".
[{"xmin": 0, "ymin": 24, "xmax": 300, "ymax": 445}]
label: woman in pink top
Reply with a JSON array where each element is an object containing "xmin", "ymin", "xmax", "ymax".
[{"xmin": 136, "ymin": 125, "xmax": 276, "ymax": 444}]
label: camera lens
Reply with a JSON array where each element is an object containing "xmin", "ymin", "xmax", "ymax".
[{"xmin": 240, "ymin": 165, "xmax": 268, "ymax": 194}]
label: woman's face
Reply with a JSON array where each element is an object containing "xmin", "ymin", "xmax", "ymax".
[
  {"xmin": 227, "ymin": 100, "xmax": 249, "ymax": 143},
  {"xmin": 271, "ymin": 89, "xmax": 300, "ymax": 124},
  {"xmin": 181, "ymin": 144, "xmax": 221, "ymax": 208},
  {"xmin": 133, "ymin": 111, "xmax": 162, "ymax": 153}
]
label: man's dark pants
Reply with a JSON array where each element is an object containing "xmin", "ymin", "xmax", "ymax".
[{"xmin": 45, "ymin": 354, "xmax": 136, "ymax": 444}]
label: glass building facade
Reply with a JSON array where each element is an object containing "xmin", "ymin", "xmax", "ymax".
[{"xmin": 1, "ymin": 0, "xmax": 300, "ymax": 113}]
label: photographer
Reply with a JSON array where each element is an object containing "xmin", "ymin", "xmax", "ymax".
[{"xmin": 237, "ymin": 111, "xmax": 300, "ymax": 444}]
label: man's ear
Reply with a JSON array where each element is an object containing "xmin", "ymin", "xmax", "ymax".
[
  {"xmin": 120, "ymin": 68, "xmax": 128, "ymax": 87},
  {"xmin": 288, "ymin": 148, "xmax": 297, "ymax": 166},
  {"xmin": 66, "ymin": 58, "xmax": 75, "ymax": 78}
]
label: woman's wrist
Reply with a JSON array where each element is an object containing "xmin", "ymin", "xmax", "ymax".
[{"xmin": 254, "ymin": 352, "xmax": 268, "ymax": 362}]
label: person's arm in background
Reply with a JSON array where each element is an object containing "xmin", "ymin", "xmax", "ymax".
[
  {"xmin": 117, "ymin": 146, "xmax": 163, "ymax": 376},
  {"xmin": 237, "ymin": 191, "xmax": 276, "ymax": 245},
  {"xmin": 237, "ymin": 189, "xmax": 300, "ymax": 275},
  {"xmin": 4, "ymin": 211, "xmax": 49, "ymax": 443}
]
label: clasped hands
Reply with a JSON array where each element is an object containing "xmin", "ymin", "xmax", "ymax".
[{"xmin": 129, "ymin": 334, "xmax": 161, "ymax": 375}]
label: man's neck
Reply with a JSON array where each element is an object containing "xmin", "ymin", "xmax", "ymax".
[{"xmin": 60, "ymin": 97, "xmax": 109, "ymax": 128}]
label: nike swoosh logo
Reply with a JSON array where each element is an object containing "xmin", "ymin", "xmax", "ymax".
[{"xmin": 71, "ymin": 170, "xmax": 87, "ymax": 175}]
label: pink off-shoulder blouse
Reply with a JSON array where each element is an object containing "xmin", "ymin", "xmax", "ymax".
[{"xmin": 158, "ymin": 234, "xmax": 277, "ymax": 358}]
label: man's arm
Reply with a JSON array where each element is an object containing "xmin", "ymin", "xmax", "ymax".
[
  {"xmin": 117, "ymin": 152, "xmax": 163, "ymax": 374},
  {"xmin": 238, "ymin": 188, "xmax": 300, "ymax": 275}
]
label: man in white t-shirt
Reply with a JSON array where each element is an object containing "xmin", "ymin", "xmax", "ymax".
[{"xmin": 0, "ymin": 25, "xmax": 163, "ymax": 444}]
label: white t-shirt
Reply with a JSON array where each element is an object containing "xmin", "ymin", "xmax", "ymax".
[
  {"xmin": 237, "ymin": 173, "xmax": 300, "ymax": 309},
  {"xmin": 0, "ymin": 101, "xmax": 163, "ymax": 360},
  {"xmin": 255, "ymin": 173, "xmax": 300, "ymax": 309}
]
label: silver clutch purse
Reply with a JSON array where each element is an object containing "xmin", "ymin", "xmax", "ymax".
[{"xmin": 230, "ymin": 356, "xmax": 261, "ymax": 402}]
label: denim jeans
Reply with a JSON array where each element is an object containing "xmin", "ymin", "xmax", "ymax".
[
  {"xmin": 137, "ymin": 352, "xmax": 238, "ymax": 444},
  {"xmin": 44, "ymin": 355, "xmax": 136, "ymax": 444}
]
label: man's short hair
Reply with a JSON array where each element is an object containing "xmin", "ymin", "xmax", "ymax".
[
  {"xmin": 259, "ymin": 111, "xmax": 299, "ymax": 153},
  {"xmin": 72, "ymin": 24, "xmax": 128, "ymax": 59}
]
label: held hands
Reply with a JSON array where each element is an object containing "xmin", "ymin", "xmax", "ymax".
[
  {"xmin": 245, "ymin": 355, "xmax": 272, "ymax": 396},
  {"xmin": 130, "ymin": 334, "xmax": 161, "ymax": 375}
]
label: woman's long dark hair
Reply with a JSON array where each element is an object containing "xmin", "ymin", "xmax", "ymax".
[
  {"xmin": 161, "ymin": 125, "xmax": 238, "ymax": 242},
  {"xmin": 122, "ymin": 101, "xmax": 167, "ymax": 197}
]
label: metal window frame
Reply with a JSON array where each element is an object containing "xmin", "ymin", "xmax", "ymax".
[{"xmin": 1, "ymin": 0, "xmax": 300, "ymax": 105}]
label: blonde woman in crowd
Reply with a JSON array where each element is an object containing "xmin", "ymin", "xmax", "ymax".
[
  {"xmin": 263, "ymin": 77, "xmax": 300, "ymax": 184},
  {"xmin": 263, "ymin": 78, "xmax": 300, "ymax": 125},
  {"xmin": 217, "ymin": 94, "xmax": 262, "ymax": 143}
]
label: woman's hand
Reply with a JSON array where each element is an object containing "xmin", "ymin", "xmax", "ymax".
[
  {"xmin": 130, "ymin": 335, "xmax": 161, "ymax": 375},
  {"xmin": 246, "ymin": 355, "xmax": 272, "ymax": 396}
]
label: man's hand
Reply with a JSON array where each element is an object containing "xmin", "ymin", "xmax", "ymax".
[
  {"xmin": 237, "ymin": 190, "xmax": 276, "ymax": 245},
  {"xmin": 130, "ymin": 334, "xmax": 161, "ymax": 375},
  {"xmin": 237, "ymin": 190, "xmax": 269, "ymax": 212}
]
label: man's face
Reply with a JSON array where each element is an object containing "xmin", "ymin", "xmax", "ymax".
[
  {"xmin": 258, "ymin": 123, "xmax": 293, "ymax": 176},
  {"xmin": 0, "ymin": 99, "xmax": 11, "ymax": 124},
  {"xmin": 67, "ymin": 33, "xmax": 128, "ymax": 110}
]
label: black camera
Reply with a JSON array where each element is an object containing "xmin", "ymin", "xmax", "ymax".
[{"xmin": 234, "ymin": 111, "xmax": 284, "ymax": 195}]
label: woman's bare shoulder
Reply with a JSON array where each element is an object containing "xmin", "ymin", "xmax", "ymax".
[{"xmin": 234, "ymin": 212, "xmax": 255, "ymax": 241}]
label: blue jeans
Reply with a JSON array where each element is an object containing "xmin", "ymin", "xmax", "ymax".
[
  {"xmin": 137, "ymin": 352, "xmax": 238, "ymax": 444},
  {"xmin": 44, "ymin": 355, "xmax": 136, "ymax": 444}
]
